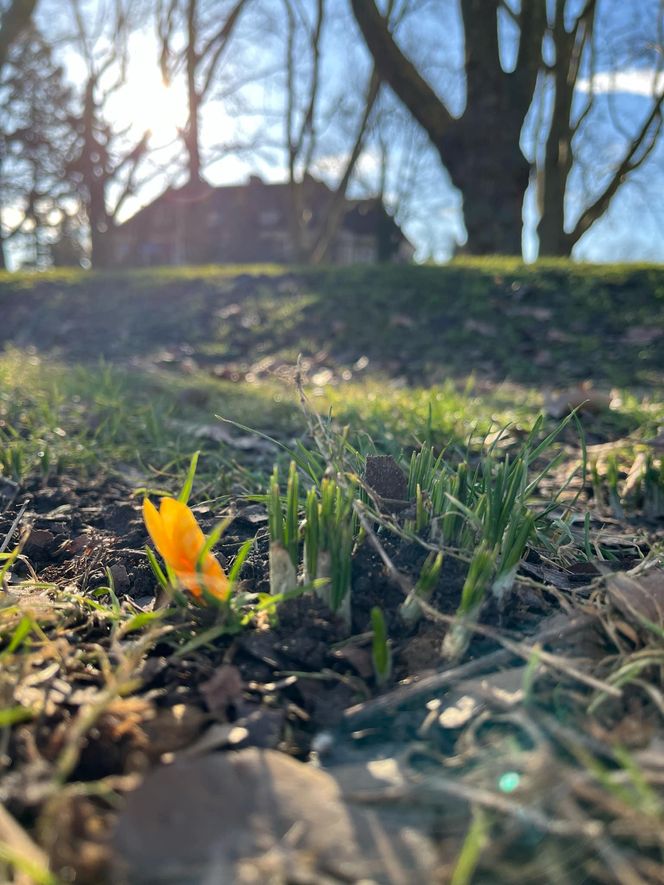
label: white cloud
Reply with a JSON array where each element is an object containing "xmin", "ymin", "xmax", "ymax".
[{"xmin": 576, "ymin": 68, "xmax": 664, "ymax": 97}]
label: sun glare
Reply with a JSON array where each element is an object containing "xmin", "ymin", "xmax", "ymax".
[{"xmin": 108, "ymin": 45, "xmax": 188, "ymax": 147}]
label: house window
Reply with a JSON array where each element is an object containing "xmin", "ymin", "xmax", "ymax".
[
  {"xmin": 337, "ymin": 234, "xmax": 376, "ymax": 265},
  {"xmin": 259, "ymin": 209, "xmax": 280, "ymax": 227},
  {"xmin": 336, "ymin": 237, "xmax": 350, "ymax": 265}
]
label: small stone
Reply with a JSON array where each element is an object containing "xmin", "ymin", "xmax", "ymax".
[{"xmin": 108, "ymin": 563, "xmax": 130, "ymax": 594}]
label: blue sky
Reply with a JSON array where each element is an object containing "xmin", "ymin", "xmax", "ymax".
[{"xmin": 14, "ymin": 0, "xmax": 664, "ymax": 266}]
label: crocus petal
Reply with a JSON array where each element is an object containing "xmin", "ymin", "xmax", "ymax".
[
  {"xmin": 176, "ymin": 554, "xmax": 228, "ymax": 601},
  {"xmin": 143, "ymin": 498, "xmax": 171, "ymax": 561},
  {"xmin": 144, "ymin": 496, "xmax": 229, "ymax": 604},
  {"xmin": 202, "ymin": 553, "xmax": 230, "ymax": 600},
  {"xmin": 160, "ymin": 498, "xmax": 206, "ymax": 570},
  {"xmin": 176, "ymin": 570, "xmax": 204, "ymax": 598}
]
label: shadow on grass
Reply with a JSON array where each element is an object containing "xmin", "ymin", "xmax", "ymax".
[{"xmin": 1, "ymin": 261, "xmax": 662, "ymax": 389}]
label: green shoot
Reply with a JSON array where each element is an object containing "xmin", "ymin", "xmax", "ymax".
[
  {"xmin": 443, "ymin": 543, "xmax": 496, "ymax": 662},
  {"xmin": 177, "ymin": 450, "xmax": 200, "ymax": 504},
  {"xmin": 304, "ymin": 486, "xmax": 319, "ymax": 583},
  {"xmin": 0, "ymin": 544, "xmax": 21, "ymax": 589},
  {"xmin": 266, "ymin": 461, "xmax": 299, "ymax": 569},
  {"xmin": 605, "ymin": 455, "xmax": 624, "ymax": 519},
  {"xmin": 371, "ymin": 606, "xmax": 391, "ymax": 687},
  {"xmin": 302, "ymin": 476, "xmax": 356, "ymax": 624},
  {"xmin": 450, "ymin": 808, "xmax": 489, "ymax": 885},
  {"xmin": 400, "ymin": 551, "xmax": 443, "ymax": 627},
  {"xmin": 643, "ymin": 454, "xmax": 664, "ymax": 519}
]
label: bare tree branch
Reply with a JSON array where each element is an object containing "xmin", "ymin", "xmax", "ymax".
[
  {"xmin": 568, "ymin": 92, "xmax": 664, "ymax": 248},
  {"xmin": 349, "ymin": 0, "xmax": 455, "ymax": 149},
  {"xmin": 199, "ymin": 0, "xmax": 249, "ymax": 100},
  {"xmin": 309, "ymin": 67, "xmax": 381, "ymax": 263}
]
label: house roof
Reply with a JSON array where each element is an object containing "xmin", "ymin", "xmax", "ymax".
[{"xmin": 117, "ymin": 174, "xmax": 408, "ymax": 244}]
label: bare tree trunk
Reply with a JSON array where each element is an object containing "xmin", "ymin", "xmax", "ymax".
[
  {"xmin": 1, "ymin": 0, "xmax": 38, "ymax": 271},
  {"xmin": 161, "ymin": 0, "xmax": 248, "ymax": 188},
  {"xmin": 309, "ymin": 69, "xmax": 381, "ymax": 264},
  {"xmin": 283, "ymin": 0, "xmax": 324, "ymax": 261},
  {"xmin": 537, "ymin": 0, "xmax": 592, "ymax": 256},
  {"xmin": 79, "ymin": 78, "xmax": 111, "ymax": 268},
  {"xmin": 185, "ymin": 0, "xmax": 201, "ymax": 183},
  {"xmin": 350, "ymin": 0, "xmax": 571, "ymax": 255},
  {"xmin": 451, "ymin": 131, "xmax": 528, "ymax": 254}
]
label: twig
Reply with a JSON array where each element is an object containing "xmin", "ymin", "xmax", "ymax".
[
  {"xmin": 354, "ymin": 500, "xmax": 412, "ymax": 594},
  {"xmin": 427, "ymin": 602, "xmax": 620, "ymax": 697},
  {"xmin": 345, "ymin": 617, "xmax": 597, "ymax": 729},
  {"xmin": 348, "ymin": 769, "xmax": 603, "ymax": 840},
  {"xmin": 344, "ymin": 647, "xmax": 511, "ymax": 726},
  {"xmin": 557, "ymin": 796, "xmax": 647, "ymax": 885},
  {"xmin": 0, "ymin": 500, "xmax": 28, "ymax": 555}
]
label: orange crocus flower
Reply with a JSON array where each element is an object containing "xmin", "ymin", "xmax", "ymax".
[{"xmin": 143, "ymin": 497, "xmax": 229, "ymax": 602}]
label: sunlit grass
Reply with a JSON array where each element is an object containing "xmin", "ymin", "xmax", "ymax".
[{"xmin": 2, "ymin": 344, "xmax": 663, "ymax": 500}]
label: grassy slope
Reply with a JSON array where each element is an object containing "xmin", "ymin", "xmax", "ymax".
[
  {"xmin": 1, "ymin": 261, "xmax": 663, "ymax": 384},
  {"xmin": 1, "ymin": 260, "xmax": 663, "ymax": 482}
]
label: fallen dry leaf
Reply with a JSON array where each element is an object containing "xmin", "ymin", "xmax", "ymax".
[
  {"xmin": 112, "ymin": 748, "xmax": 439, "ymax": 884},
  {"xmin": 543, "ymin": 383, "xmax": 611, "ymax": 419},
  {"xmin": 606, "ymin": 569, "xmax": 664, "ymax": 634},
  {"xmin": 166, "ymin": 419, "xmax": 276, "ymax": 452}
]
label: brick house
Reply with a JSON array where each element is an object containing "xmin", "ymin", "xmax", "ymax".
[{"xmin": 113, "ymin": 174, "xmax": 413, "ymax": 266}]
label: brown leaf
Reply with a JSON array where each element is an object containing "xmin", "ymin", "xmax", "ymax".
[
  {"xmin": 23, "ymin": 528, "xmax": 55, "ymax": 554},
  {"xmin": 544, "ymin": 383, "xmax": 611, "ymax": 419},
  {"xmin": 141, "ymin": 704, "xmax": 208, "ymax": 760},
  {"xmin": 332, "ymin": 644, "xmax": 374, "ymax": 679},
  {"xmin": 112, "ymin": 749, "xmax": 440, "ymax": 884},
  {"xmin": 606, "ymin": 570, "xmax": 664, "ymax": 632},
  {"xmin": 166, "ymin": 419, "xmax": 276, "ymax": 452}
]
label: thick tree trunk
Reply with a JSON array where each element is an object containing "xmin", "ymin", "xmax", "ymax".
[
  {"xmin": 453, "ymin": 2, "xmax": 531, "ymax": 254},
  {"xmin": 88, "ymin": 180, "xmax": 112, "ymax": 268},
  {"xmin": 0, "ymin": 234, "xmax": 6, "ymax": 270},
  {"xmin": 537, "ymin": 161, "xmax": 573, "ymax": 257},
  {"xmin": 350, "ymin": 0, "xmax": 537, "ymax": 256},
  {"xmin": 442, "ymin": 98, "xmax": 530, "ymax": 256},
  {"xmin": 185, "ymin": 101, "xmax": 201, "ymax": 184},
  {"xmin": 457, "ymin": 156, "xmax": 528, "ymax": 255}
]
